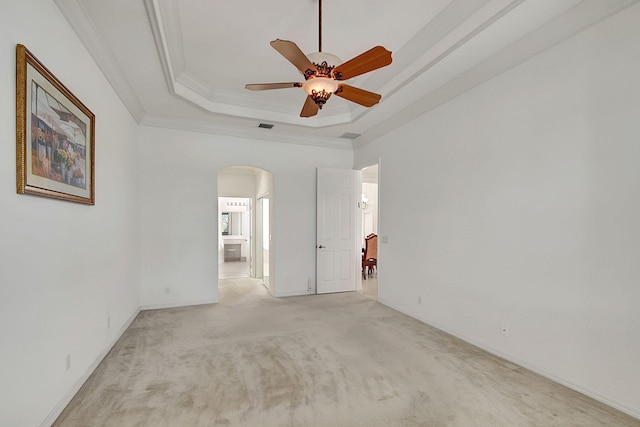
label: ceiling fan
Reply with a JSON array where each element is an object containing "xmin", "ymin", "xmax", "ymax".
[{"xmin": 245, "ymin": 0, "xmax": 392, "ymax": 118}]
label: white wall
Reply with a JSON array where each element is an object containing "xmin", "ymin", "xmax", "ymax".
[
  {"xmin": 218, "ymin": 172, "xmax": 256, "ymax": 197},
  {"xmin": 355, "ymin": 4, "xmax": 640, "ymax": 418},
  {"xmin": 0, "ymin": 2, "xmax": 140, "ymax": 426},
  {"xmin": 138, "ymin": 126, "xmax": 352, "ymax": 305},
  {"xmin": 256, "ymin": 169, "xmax": 272, "ymax": 198}
]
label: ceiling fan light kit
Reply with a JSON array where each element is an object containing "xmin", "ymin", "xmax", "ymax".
[
  {"xmin": 245, "ymin": 0, "xmax": 392, "ymax": 118},
  {"xmin": 303, "ymin": 77, "xmax": 338, "ymax": 108}
]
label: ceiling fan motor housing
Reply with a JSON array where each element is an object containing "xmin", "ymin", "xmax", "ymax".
[{"xmin": 306, "ymin": 52, "xmax": 343, "ymax": 72}]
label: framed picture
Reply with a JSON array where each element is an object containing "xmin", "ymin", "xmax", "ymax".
[{"xmin": 16, "ymin": 44, "xmax": 95, "ymax": 205}]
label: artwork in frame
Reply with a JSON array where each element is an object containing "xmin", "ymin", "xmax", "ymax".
[{"xmin": 16, "ymin": 44, "xmax": 95, "ymax": 205}]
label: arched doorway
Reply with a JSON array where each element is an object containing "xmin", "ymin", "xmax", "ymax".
[{"xmin": 217, "ymin": 166, "xmax": 274, "ymax": 296}]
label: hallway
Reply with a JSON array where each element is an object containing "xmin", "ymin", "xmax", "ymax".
[{"xmin": 218, "ymin": 255, "xmax": 250, "ymax": 279}]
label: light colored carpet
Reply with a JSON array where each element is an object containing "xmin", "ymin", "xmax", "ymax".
[{"xmin": 53, "ymin": 278, "xmax": 639, "ymax": 426}]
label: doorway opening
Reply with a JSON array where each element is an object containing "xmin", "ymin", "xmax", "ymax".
[
  {"xmin": 217, "ymin": 166, "xmax": 274, "ymax": 298},
  {"xmin": 218, "ymin": 197, "xmax": 251, "ymax": 279},
  {"xmin": 360, "ymin": 164, "xmax": 379, "ymax": 300}
]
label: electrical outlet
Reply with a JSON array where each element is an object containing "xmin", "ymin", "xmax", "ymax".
[
  {"xmin": 418, "ymin": 296, "xmax": 422, "ymax": 305},
  {"xmin": 501, "ymin": 323, "xmax": 509, "ymax": 337},
  {"xmin": 307, "ymin": 278, "xmax": 312, "ymax": 292},
  {"xmin": 66, "ymin": 354, "xmax": 71, "ymax": 371},
  {"xmin": 164, "ymin": 287, "xmax": 170, "ymax": 295}
]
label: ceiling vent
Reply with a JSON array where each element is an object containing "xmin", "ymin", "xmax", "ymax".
[
  {"xmin": 258, "ymin": 123, "xmax": 274, "ymax": 129},
  {"xmin": 340, "ymin": 132, "xmax": 361, "ymax": 139}
]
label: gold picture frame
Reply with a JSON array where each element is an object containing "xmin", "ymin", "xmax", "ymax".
[{"xmin": 16, "ymin": 44, "xmax": 95, "ymax": 205}]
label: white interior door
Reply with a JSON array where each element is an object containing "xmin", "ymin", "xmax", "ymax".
[{"xmin": 316, "ymin": 168, "xmax": 362, "ymax": 294}]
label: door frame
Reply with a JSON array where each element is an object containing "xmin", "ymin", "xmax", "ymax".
[
  {"xmin": 357, "ymin": 160, "xmax": 381, "ymax": 298},
  {"xmin": 256, "ymin": 194, "xmax": 270, "ymax": 289}
]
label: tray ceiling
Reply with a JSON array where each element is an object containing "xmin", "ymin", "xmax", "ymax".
[{"xmin": 54, "ymin": 0, "xmax": 637, "ymax": 149}]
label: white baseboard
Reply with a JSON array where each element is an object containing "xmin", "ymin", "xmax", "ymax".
[
  {"xmin": 40, "ymin": 307, "xmax": 141, "ymax": 427},
  {"xmin": 376, "ymin": 297, "xmax": 640, "ymax": 421},
  {"xmin": 39, "ymin": 298, "xmax": 217, "ymax": 426},
  {"xmin": 140, "ymin": 298, "xmax": 218, "ymax": 311},
  {"xmin": 41, "ymin": 295, "xmax": 638, "ymax": 425}
]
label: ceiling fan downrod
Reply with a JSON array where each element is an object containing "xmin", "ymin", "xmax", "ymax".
[
  {"xmin": 319, "ymin": 0, "xmax": 322, "ymax": 53},
  {"xmin": 303, "ymin": 0, "xmax": 340, "ymax": 108}
]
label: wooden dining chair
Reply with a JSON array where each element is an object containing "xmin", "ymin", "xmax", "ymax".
[{"xmin": 362, "ymin": 233, "xmax": 377, "ymax": 280}]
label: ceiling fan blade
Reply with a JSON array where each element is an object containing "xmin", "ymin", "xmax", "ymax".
[
  {"xmin": 300, "ymin": 95, "xmax": 319, "ymax": 118},
  {"xmin": 333, "ymin": 46, "xmax": 392, "ymax": 81},
  {"xmin": 335, "ymin": 84, "xmax": 382, "ymax": 107},
  {"xmin": 270, "ymin": 39, "xmax": 316, "ymax": 75},
  {"xmin": 245, "ymin": 82, "xmax": 302, "ymax": 91}
]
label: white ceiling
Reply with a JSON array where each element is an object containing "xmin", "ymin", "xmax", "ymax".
[{"xmin": 55, "ymin": 0, "xmax": 637, "ymax": 149}]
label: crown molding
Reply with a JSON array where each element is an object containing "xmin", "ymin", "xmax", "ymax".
[
  {"xmin": 139, "ymin": 114, "xmax": 354, "ymax": 150},
  {"xmin": 54, "ymin": 0, "xmax": 146, "ymax": 122},
  {"xmin": 175, "ymin": 71, "xmax": 299, "ymax": 115},
  {"xmin": 143, "ymin": 0, "xmax": 177, "ymax": 95}
]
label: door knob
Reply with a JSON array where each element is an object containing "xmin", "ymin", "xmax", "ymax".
[{"xmin": 317, "ymin": 245, "xmax": 325, "ymax": 249}]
